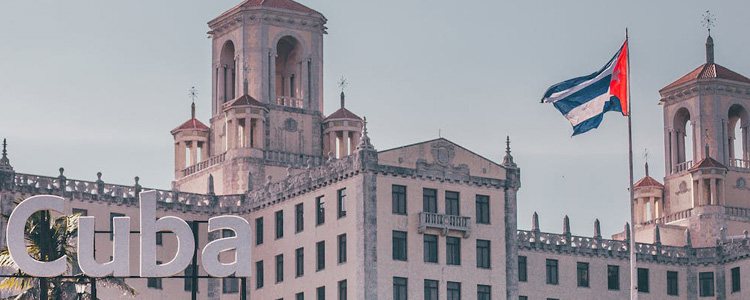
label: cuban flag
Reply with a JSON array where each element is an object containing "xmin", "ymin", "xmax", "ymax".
[{"xmin": 542, "ymin": 41, "xmax": 629, "ymax": 136}]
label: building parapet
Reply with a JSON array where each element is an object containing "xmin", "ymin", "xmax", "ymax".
[{"xmin": 182, "ymin": 152, "xmax": 226, "ymax": 177}]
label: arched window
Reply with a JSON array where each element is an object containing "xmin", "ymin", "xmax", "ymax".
[
  {"xmin": 275, "ymin": 36, "xmax": 302, "ymax": 106},
  {"xmin": 673, "ymin": 108, "xmax": 693, "ymax": 172},
  {"xmin": 728, "ymin": 104, "xmax": 748, "ymax": 163},
  {"xmin": 220, "ymin": 41, "xmax": 236, "ymax": 103}
]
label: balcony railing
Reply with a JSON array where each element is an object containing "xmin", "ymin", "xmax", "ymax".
[
  {"xmin": 182, "ymin": 152, "xmax": 226, "ymax": 177},
  {"xmin": 276, "ymin": 96, "xmax": 304, "ymax": 109},
  {"xmin": 673, "ymin": 160, "xmax": 693, "ymax": 174},
  {"xmin": 729, "ymin": 158, "xmax": 750, "ymax": 170},
  {"xmin": 418, "ymin": 212, "xmax": 472, "ymax": 238}
]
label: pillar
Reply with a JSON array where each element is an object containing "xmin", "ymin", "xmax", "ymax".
[
  {"xmin": 190, "ymin": 141, "xmax": 197, "ymax": 166},
  {"xmin": 329, "ymin": 132, "xmax": 336, "ymax": 158},
  {"xmin": 351, "ymin": 130, "xmax": 360, "ymax": 152},
  {"xmin": 709, "ymin": 179, "xmax": 717, "ymax": 205}
]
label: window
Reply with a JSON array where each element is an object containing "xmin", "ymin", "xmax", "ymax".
[
  {"xmin": 519, "ymin": 297, "xmax": 528, "ymax": 300},
  {"xmin": 295, "ymin": 247, "xmax": 304, "ymax": 277},
  {"xmin": 148, "ymin": 261, "xmax": 162, "ymax": 289},
  {"xmin": 337, "ymin": 188, "xmax": 347, "ymax": 218},
  {"xmin": 317, "ymin": 286, "xmax": 325, "ymax": 300},
  {"xmin": 184, "ymin": 264, "xmax": 197, "ymax": 292},
  {"xmin": 546, "ymin": 259, "xmax": 558, "ymax": 285},
  {"xmin": 732, "ymin": 267, "xmax": 741, "ymax": 293},
  {"xmin": 72, "ymin": 208, "xmax": 88, "ymax": 216},
  {"xmin": 607, "ymin": 265, "xmax": 619, "ymax": 290},
  {"xmin": 392, "ymin": 185, "xmax": 407, "ymax": 215},
  {"xmin": 317, "ymin": 241, "xmax": 326, "ymax": 271},
  {"xmin": 576, "ymin": 262, "xmax": 589, "ymax": 287},
  {"xmin": 637, "ymin": 268, "xmax": 649, "ymax": 293},
  {"xmin": 699, "ymin": 272, "xmax": 714, "ymax": 297},
  {"xmin": 316, "ymin": 196, "xmax": 325, "ymax": 225},
  {"xmin": 296, "ymin": 292, "xmax": 304, "ymax": 300},
  {"xmin": 477, "ymin": 240, "xmax": 491, "ymax": 269},
  {"xmin": 338, "ymin": 280, "xmax": 347, "ymax": 300},
  {"xmin": 255, "ymin": 261, "xmax": 264, "ymax": 289},
  {"xmin": 424, "ymin": 279, "xmax": 439, "ymax": 300},
  {"xmin": 424, "ymin": 234, "xmax": 438, "ymax": 263},
  {"xmin": 446, "ymin": 191, "xmax": 460, "ymax": 215},
  {"xmin": 275, "ymin": 210, "xmax": 284, "ymax": 239},
  {"xmin": 275, "ymin": 254, "xmax": 284, "ymax": 283},
  {"xmin": 222, "ymin": 229, "xmax": 235, "ymax": 238},
  {"xmin": 392, "ymin": 231, "xmax": 407, "ymax": 261},
  {"xmin": 518, "ymin": 256, "xmax": 527, "ymax": 282},
  {"xmin": 477, "ymin": 285, "xmax": 491, "ymax": 300},
  {"xmin": 338, "ymin": 234, "xmax": 347, "ymax": 264},
  {"xmin": 295, "ymin": 203, "xmax": 304, "ymax": 233},
  {"xmin": 393, "ymin": 277, "xmax": 407, "ymax": 300},
  {"xmin": 423, "ymin": 188, "xmax": 437, "ymax": 213},
  {"xmin": 447, "ymin": 236, "xmax": 461, "ymax": 265},
  {"xmin": 223, "ymin": 278, "xmax": 239, "ymax": 294},
  {"xmin": 156, "ymin": 231, "xmax": 164, "ymax": 246},
  {"xmin": 109, "ymin": 212, "xmax": 124, "ymax": 240},
  {"xmin": 447, "ymin": 281, "xmax": 461, "ymax": 300},
  {"xmin": 256, "ymin": 217, "xmax": 264, "ymax": 245},
  {"xmin": 476, "ymin": 195, "xmax": 490, "ymax": 224},
  {"xmin": 667, "ymin": 271, "xmax": 678, "ymax": 296}
]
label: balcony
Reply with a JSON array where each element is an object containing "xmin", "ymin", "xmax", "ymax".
[
  {"xmin": 418, "ymin": 212, "xmax": 472, "ymax": 238},
  {"xmin": 673, "ymin": 160, "xmax": 693, "ymax": 174},
  {"xmin": 276, "ymin": 96, "xmax": 304, "ymax": 109},
  {"xmin": 729, "ymin": 158, "xmax": 750, "ymax": 170}
]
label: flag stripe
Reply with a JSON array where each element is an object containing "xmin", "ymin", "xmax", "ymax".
[{"xmin": 552, "ymin": 74, "xmax": 612, "ymax": 116}]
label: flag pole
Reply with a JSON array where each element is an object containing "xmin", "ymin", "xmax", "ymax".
[{"xmin": 626, "ymin": 28, "xmax": 638, "ymax": 300}]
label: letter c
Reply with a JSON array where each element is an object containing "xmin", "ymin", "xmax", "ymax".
[{"xmin": 7, "ymin": 195, "xmax": 67, "ymax": 277}]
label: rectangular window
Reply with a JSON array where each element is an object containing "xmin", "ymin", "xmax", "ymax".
[
  {"xmin": 275, "ymin": 210, "xmax": 284, "ymax": 239},
  {"xmin": 445, "ymin": 191, "xmax": 460, "ymax": 215},
  {"xmin": 477, "ymin": 239, "xmax": 491, "ymax": 269},
  {"xmin": 338, "ymin": 280, "xmax": 347, "ymax": 300},
  {"xmin": 477, "ymin": 285, "xmax": 491, "ymax": 300},
  {"xmin": 317, "ymin": 286, "xmax": 325, "ymax": 300},
  {"xmin": 546, "ymin": 259, "xmax": 559, "ymax": 285},
  {"xmin": 519, "ymin": 297, "xmax": 528, "ymax": 300},
  {"xmin": 338, "ymin": 234, "xmax": 347, "ymax": 264},
  {"xmin": 475, "ymin": 195, "xmax": 490, "ymax": 224},
  {"xmin": 699, "ymin": 272, "xmax": 714, "ymax": 297},
  {"xmin": 392, "ymin": 184, "xmax": 407, "ymax": 215},
  {"xmin": 148, "ymin": 261, "xmax": 163, "ymax": 289},
  {"xmin": 424, "ymin": 279, "xmax": 439, "ymax": 300},
  {"xmin": 316, "ymin": 196, "xmax": 325, "ymax": 225},
  {"xmin": 518, "ymin": 256, "xmax": 527, "ymax": 282},
  {"xmin": 255, "ymin": 217, "xmax": 264, "ymax": 245},
  {"xmin": 393, "ymin": 277, "xmax": 407, "ymax": 300},
  {"xmin": 317, "ymin": 241, "xmax": 326, "ymax": 271},
  {"xmin": 667, "ymin": 271, "xmax": 678, "ymax": 296},
  {"xmin": 156, "ymin": 231, "xmax": 164, "ymax": 246},
  {"xmin": 447, "ymin": 236, "xmax": 461, "ymax": 265},
  {"xmin": 275, "ymin": 254, "xmax": 284, "ymax": 283},
  {"xmin": 184, "ymin": 264, "xmax": 197, "ymax": 292},
  {"xmin": 296, "ymin": 292, "xmax": 304, "ymax": 300},
  {"xmin": 295, "ymin": 203, "xmax": 304, "ymax": 233},
  {"xmin": 447, "ymin": 281, "xmax": 461, "ymax": 300},
  {"xmin": 423, "ymin": 188, "xmax": 437, "ymax": 213},
  {"xmin": 223, "ymin": 278, "xmax": 239, "ymax": 294},
  {"xmin": 577, "ymin": 262, "xmax": 589, "ymax": 287},
  {"xmin": 255, "ymin": 260, "xmax": 264, "ymax": 289},
  {"xmin": 295, "ymin": 247, "xmax": 304, "ymax": 277},
  {"xmin": 607, "ymin": 265, "xmax": 619, "ymax": 290},
  {"xmin": 424, "ymin": 234, "xmax": 438, "ymax": 263},
  {"xmin": 109, "ymin": 212, "xmax": 124, "ymax": 240},
  {"xmin": 337, "ymin": 188, "xmax": 347, "ymax": 218},
  {"xmin": 732, "ymin": 267, "xmax": 741, "ymax": 293},
  {"xmin": 392, "ymin": 231, "xmax": 407, "ymax": 261},
  {"xmin": 72, "ymin": 208, "xmax": 88, "ymax": 216},
  {"xmin": 637, "ymin": 268, "xmax": 649, "ymax": 293}
]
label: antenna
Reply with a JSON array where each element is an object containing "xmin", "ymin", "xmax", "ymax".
[{"xmin": 702, "ymin": 10, "xmax": 716, "ymax": 35}]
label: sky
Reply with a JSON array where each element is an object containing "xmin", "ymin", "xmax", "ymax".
[{"xmin": 1, "ymin": 0, "xmax": 749, "ymax": 238}]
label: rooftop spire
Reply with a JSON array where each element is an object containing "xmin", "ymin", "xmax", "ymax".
[
  {"xmin": 189, "ymin": 86, "xmax": 198, "ymax": 119},
  {"xmin": 356, "ymin": 116, "xmax": 375, "ymax": 151},
  {"xmin": 0, "ymin": 138, "xmax": 12, "ymax": 172},
  {"xmin": 645, "ymin": 162, "xmax": 649, "ymax": 177},
  {"xmin": 502, "ymin": 136, "xmax": 517, "ymax": 168},
  {"xmin": 702, "ymin": 10, "xmax": 716, "ymax": 64},
  {"xmin": 337, "ymin": 76, "xmax": 348, "ymax": 109}
]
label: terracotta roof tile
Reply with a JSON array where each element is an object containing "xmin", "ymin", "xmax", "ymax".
[
  {"xmin": 689, "ymin": 156, "xmax": 727, "ymax": 171},
  {"xmin": 171, "ymin": 118, "xmax": 209, "ymax": 135},
  {"xmin": 634, "ymin": 176, "xmax": 664, "ymax": 188},
  {"xmin": 324, "ymin": 107, "xmax": 362, "ymax": 121},
  {"xmin": 222, "ymin": 94, "xmax": 265, "ymax": 110},
  {"xmin": 661, "ymin": 63, "xmax": 750, "ymax": 91}
]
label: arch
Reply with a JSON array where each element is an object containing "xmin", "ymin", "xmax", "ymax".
[
  {"xmin": 219, "ymin": 40, "xmax": 237, "ymax": 103},
  {"xmin": 728, "ymin": 104, "xmax": 749, "ymax": 161},
  {"xmin": 274, "ymin": 35, "xmax": 305, "ymax": 105},
  {"xmin": 673, "ymin": 107, "xmax": 694, "ymax": 167}
]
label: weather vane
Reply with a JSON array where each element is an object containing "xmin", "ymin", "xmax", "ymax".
[
  {"xmin": 337, "ymin": 76, "xmax": 348, "ymax": 93},
  {"xmin": 189, "ymin": 86, "xmax": 198, "ymax": 104},
  {"xmin": 643, "ymin": 148, "xmax": 649, "ymax": 164},
  {"xmin": 702, "ymin": 10, "xmax": 715, "ymax": 35}
]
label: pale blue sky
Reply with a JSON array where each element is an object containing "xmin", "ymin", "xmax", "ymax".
[{"xmin": 1, "ymin": 0, "xmax": 749, "ymax": 237}]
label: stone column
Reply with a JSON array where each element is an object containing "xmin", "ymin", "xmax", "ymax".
[
  {"xmin": 710, "ymin": 178, "xmax": 717, "ymax": 205},
  {"xmin": 175, "ymin": 141, "xmax": 185, "ymax": 175},
  {"xmin": 227, "ymin": 118, "xmax": 235, "ymax": 150},
  {"xmin": 338, "ymin": 131, "xmax": 348, "ymax": 158},
  {"xmin": 329, "ymin": 132, "xmax": 336, "ymax": 158},
  {"xmin": 189, "ymin": 141, "xmax": 197, "ymax": 166}
]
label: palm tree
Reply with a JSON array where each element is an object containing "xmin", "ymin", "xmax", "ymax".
[{"xmin": 0, "ymin": 210, "xmax": 137, "ymax": 300}]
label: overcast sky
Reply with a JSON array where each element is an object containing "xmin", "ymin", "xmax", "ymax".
[{"xmin": 1, "ymin": 0, "xmax": 749, "ymax": 237}]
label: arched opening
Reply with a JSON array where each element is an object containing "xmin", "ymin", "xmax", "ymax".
[
  {"xmin": 728, "ymin": 104, "xmax": 749, "ymax": 164},
  {"xmin": 219, "ymin": 41, "xmax": 236, "ymax": 103},
  {"xmin": 275, "ymin": 36, "xmax": 303, "ymax": 107},
  {"xmin": 673, "ymin": 108, "xmax": 693, "ymax": 172}
]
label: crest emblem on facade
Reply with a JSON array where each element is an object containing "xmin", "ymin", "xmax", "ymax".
[
  {"xmin": 284, "ymin": 118, "xmax": 298, "ymax": 132},
  {"xmin": 431, "ymin": 141, "xmax": 455, "ymax": 166},
  {"xmin": 736, "ymin": 177, "xmax": 749, "ymax": 190}
]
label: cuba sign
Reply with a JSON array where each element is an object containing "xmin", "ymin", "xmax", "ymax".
[{"xmin": 6, "ymin": 191, "xmax": 252, "ymax": 278}]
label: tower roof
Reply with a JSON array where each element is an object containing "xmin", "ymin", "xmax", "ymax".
[
  {"xmin": 661, "ymin": 63, "xmax": 750, "ymax": 92},
  {"xmin": 689, "ymin": 156, "xmax": 727, "ymax": 171},
  {"xmin": 324, "ymin": 107, "xmax": 362, "ymax": 121},
  {"xmin": 634, "ymin": 176, "xmax": 664, "ymax": 188},
  {"xmin": 171, "ymin": 118, "xmax": 209, "ymax": 135},
  {"xmin": 213, "ymin": 0, "xmax": 322, "ymax": 23},
  {"xmin": 223, "ymin": 94, "xmax": 265, "ymax": 110}
]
